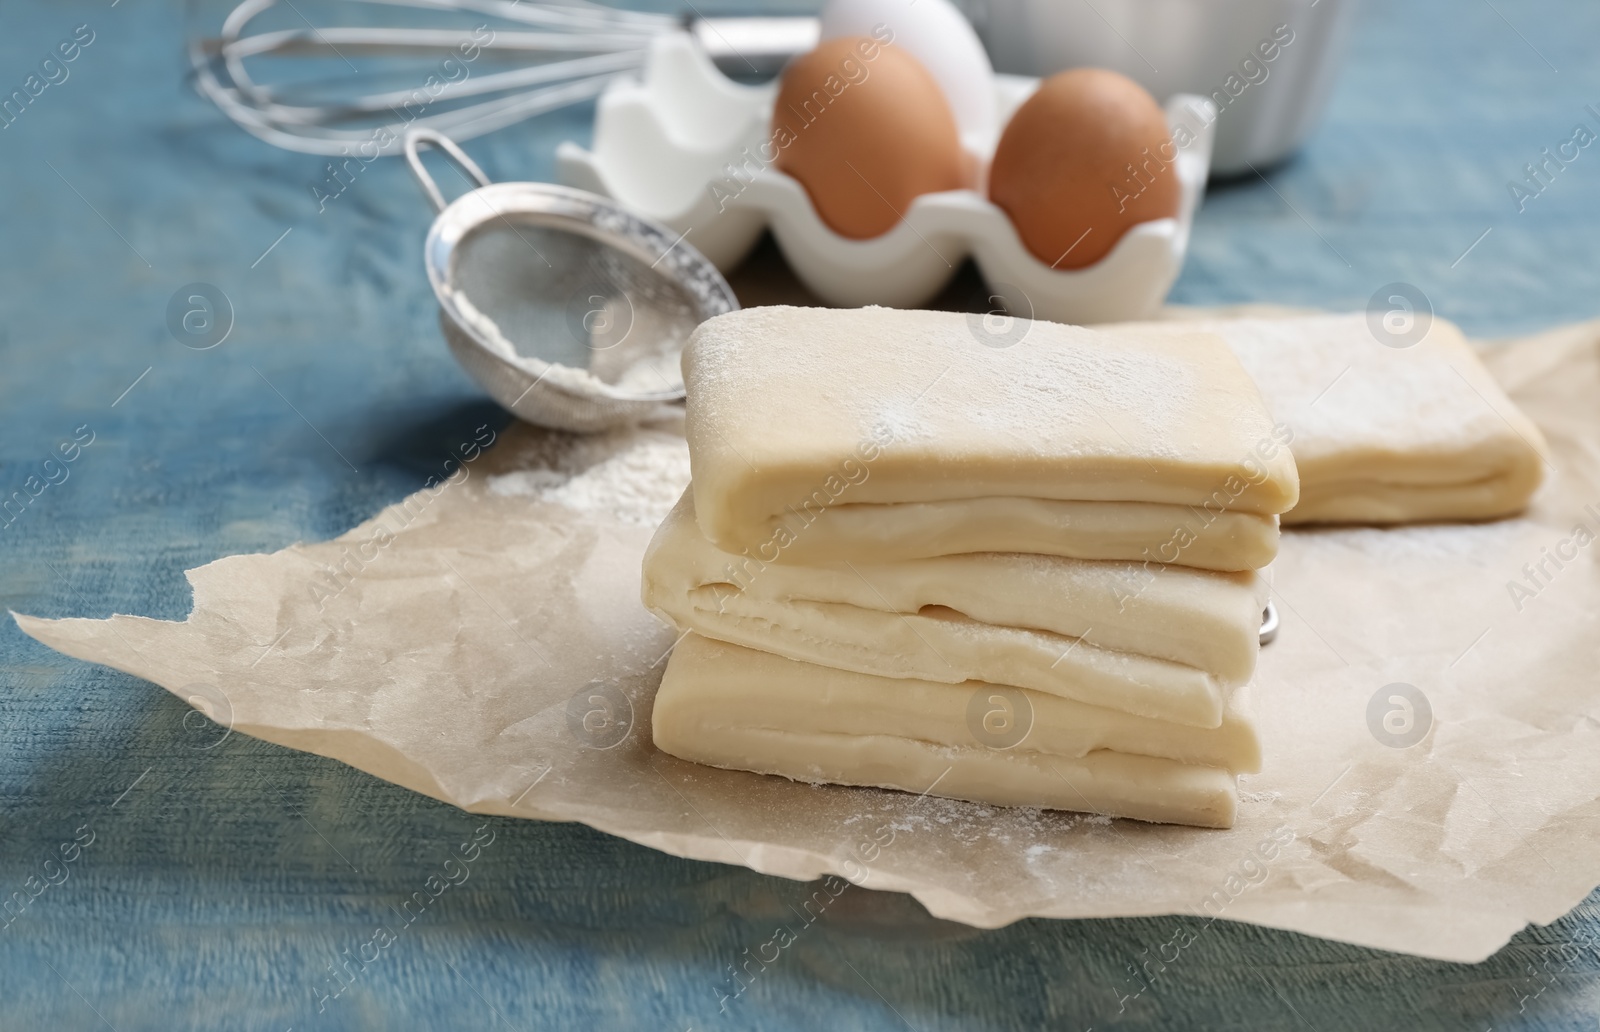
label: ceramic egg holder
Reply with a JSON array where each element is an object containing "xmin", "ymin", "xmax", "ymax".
[{"xmin": 557, "ymin": 33, "xmax": 1216, "ymax": 324}]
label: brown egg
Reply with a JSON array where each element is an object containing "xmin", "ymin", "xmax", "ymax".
[
  {"xmin": 989, "ymin": 68, "xmax": 1181, "ymax": 270},
  {"xmin": 772, "ymin": 36, "xmax": 967, "ymax": 240}
]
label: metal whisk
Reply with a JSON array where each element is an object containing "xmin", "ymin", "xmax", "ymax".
[{"xmin": 190, "ymin": 0, "xmax": 816, "ymax": 156}]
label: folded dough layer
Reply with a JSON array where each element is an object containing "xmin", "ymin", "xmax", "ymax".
[
  {"xmin": 683, "ymin": 306, "xmax": 1298, "ymax": 568},
  {"xmin": 736, "ymin": 495, "xmax": 1280, "ymax": 572},
  {"xmin": 1129, "ymin": 314, "xmax": 1548, "ymax": 525},
  {"xmin": 654, "ymin": 636, "xmax": 1243, "ymax": 828},
  {"xmin": 659, "ymin": 635, "xmax": 1262, "ymax": 771},
  {"xmin": 1292, "ymin": 477, "xmax": 1539, "ymax": 524},
  {"xmin": 643, "ymin": 493, "xmax": 1267, "ymax": 728}
]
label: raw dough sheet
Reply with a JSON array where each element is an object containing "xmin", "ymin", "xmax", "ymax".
[
  {"xmin": 643, "ymin": 489, "xmax": 1266, "ymax": 728},
  {"xmin": 653, "ymin": 633, "xmax": 1258, "ymax": 828},
  {"xmin": 683, "ymin": 306, "xmax": 1297, "ymax": 570},
  {"xmin": 15, "ymin": 315, "xmax": 1600, "ymax": 962},
  {"xmin": 1133, "ymin": 313, "xmax": 1548, "ymax": 524}
]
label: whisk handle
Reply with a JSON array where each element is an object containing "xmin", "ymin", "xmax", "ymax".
[{"xmin": 404, "ymin": 129, "xmax": 493, "ymax": 214}]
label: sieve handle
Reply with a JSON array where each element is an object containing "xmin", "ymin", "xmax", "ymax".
[{"xmin": 404, "ymin": 129, "xmax": 492, "ymax": 214}]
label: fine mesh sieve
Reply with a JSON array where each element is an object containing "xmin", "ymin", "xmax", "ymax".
[{"xmin": 405, "ymin": 128, "xmax": 738, "ymax": 433}]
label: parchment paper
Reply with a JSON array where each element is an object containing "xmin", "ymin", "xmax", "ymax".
[{"xmin": 16, "ymin": 317, "xmax": 1600, "ymax": 964}]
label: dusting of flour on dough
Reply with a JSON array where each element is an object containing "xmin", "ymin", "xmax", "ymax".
[{"xmin": 488, "ymin": 424, "xmax": 689, "ymax": 527}]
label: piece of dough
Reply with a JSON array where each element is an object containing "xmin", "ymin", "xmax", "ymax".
[
  {"xmin": 722, "ymin": 495, "xmax": 1280, "ymax": 572},
  {"xmin": 658, "ymin": 634, "xmax": 1262, "ymax": 770},
  {"xmin": 654, "ymin": 635, "xmax": 1245, "ymax": 828},
  {"xmin": 1129, "ymin": 314, "xmax": 1549, "ymax": 525},
  {"xmin": 683, "ymin": 306, "xmax": 1299, "ymax": 569},
  {"xmin": 644, "ymin": 492, "xmax": 1267, "ymax": 727}
]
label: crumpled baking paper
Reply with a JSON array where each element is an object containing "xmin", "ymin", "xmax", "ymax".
[{"xmin": 17, "ymin": 317, "xmax": 1600, "ymax": 963}]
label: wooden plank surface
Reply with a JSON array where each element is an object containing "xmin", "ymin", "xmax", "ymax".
[{"xmin": 3, "ymin": 0, "xmax": 1599, "ymax": 1028}]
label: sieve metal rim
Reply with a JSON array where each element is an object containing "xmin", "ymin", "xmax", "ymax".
[{"xmin": 406, "ymin": 129, "xmax": 737, "ymax": 409}]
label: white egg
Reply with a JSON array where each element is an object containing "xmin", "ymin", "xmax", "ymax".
[{"xmin": 819, "ymin": 0, "xmax": 998, "ymax": 154}]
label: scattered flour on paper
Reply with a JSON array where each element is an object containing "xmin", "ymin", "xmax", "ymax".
[{"xmin": 488, "ymin": 424, "xmax": 690, "ymax": 527}]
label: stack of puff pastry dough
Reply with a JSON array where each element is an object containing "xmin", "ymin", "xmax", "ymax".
[{"xmin": 644, "ymin": 307, "xmax": 1299, "ymax": 828}]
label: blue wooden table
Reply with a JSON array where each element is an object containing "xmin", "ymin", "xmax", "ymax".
[{"xmin": 4, "ymin": 0, "xmax": 1599, "ymax": 1028}]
